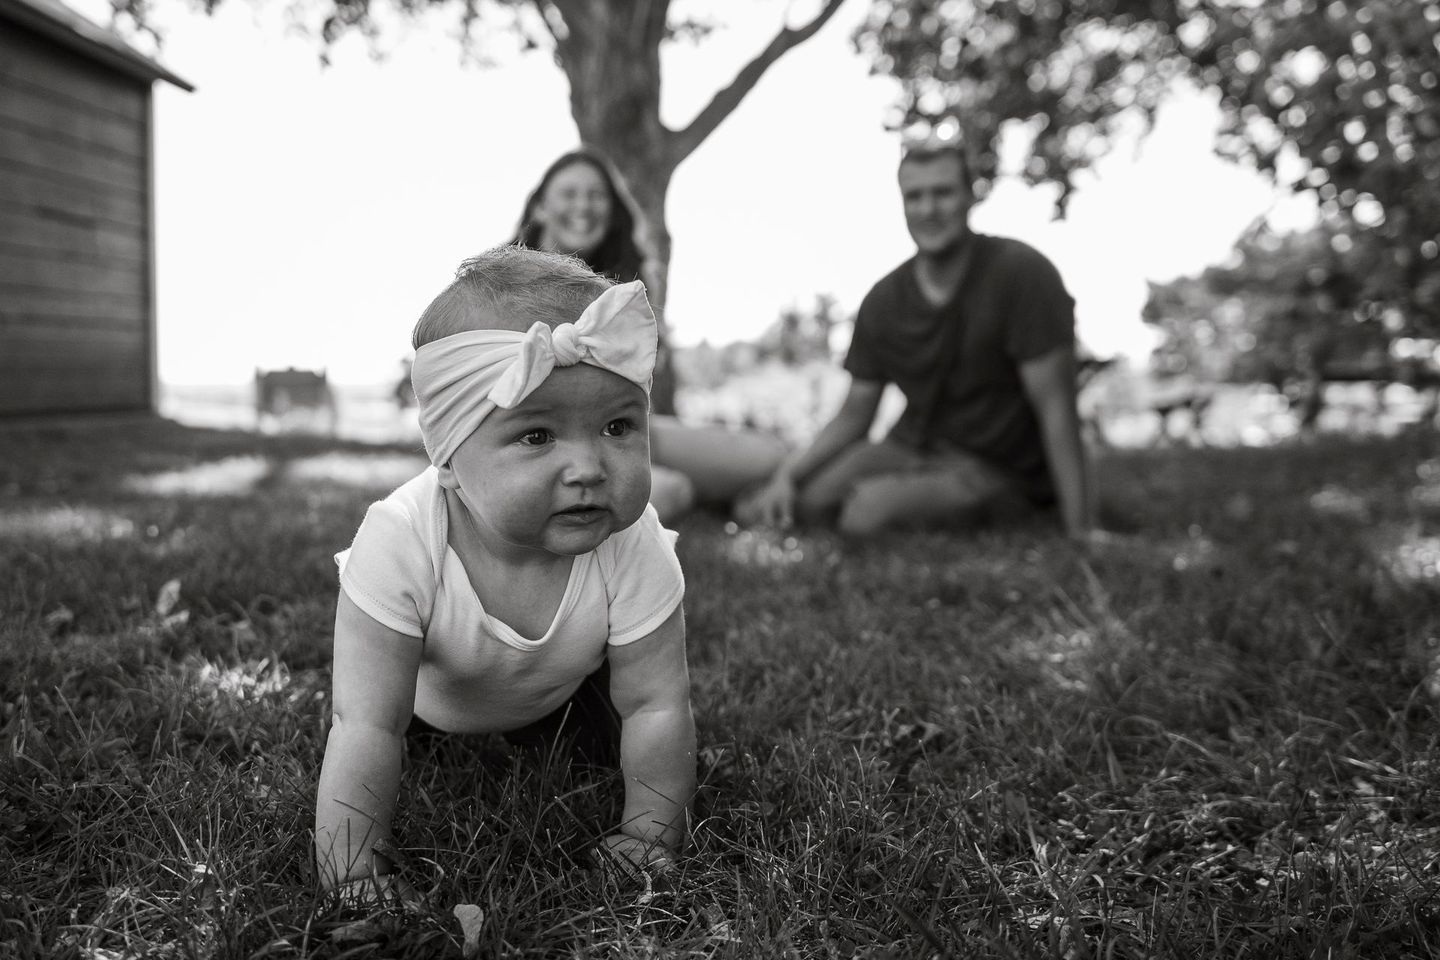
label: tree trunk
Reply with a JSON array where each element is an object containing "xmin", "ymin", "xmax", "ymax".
[
  {"xmin": 540, "ymin": 0, "xmax": 848, "ymax": 414},
  {"xmin": 623, "ymin": 171, "xmax": 678, "ymax": 412},
  {"xmin": 545, "ymin": 0, "xmax": 679, "ymax": 411}
]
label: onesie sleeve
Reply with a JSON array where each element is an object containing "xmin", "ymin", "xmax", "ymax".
[
  {"xmin": 334, "ymin": 499, "xmax": 432, "ymax": 639},
  {"xmin": 601, "ymin": 504, "xmax": 686, "ymax": 646}
]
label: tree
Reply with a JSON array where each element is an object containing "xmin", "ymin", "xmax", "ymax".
[
  {"xmin": 117, "ymin": 0, "xmax": 847, "ymax": 411},
  {"xmin": 757, "ymin": 293, "xmax": 842, "ymax": 366},
  {"xmin": 1143, "ymin": 217, "xmax": 1401, "ymax": 425},
  {"xmin": 855, "ymin": 0, "xmax": 1440, "ymax": 338}
]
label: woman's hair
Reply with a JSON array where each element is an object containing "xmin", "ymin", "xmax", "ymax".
[
  {"xmin": 412, "ymin": 246, "xmax": 612, "ymax": 349},
  {"xmin": 510, "ymin": 149, "xmax": 644, "ymax": 283}
]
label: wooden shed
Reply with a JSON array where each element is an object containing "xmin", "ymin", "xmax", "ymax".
[{"xmin": 0, "ymin": 0, "xmax": 191, "ymax": 416}]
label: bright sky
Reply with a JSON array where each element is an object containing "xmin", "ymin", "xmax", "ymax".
[{"xmin": 79, "ymin": 0, "xmax": 1316, "ymax": 386}]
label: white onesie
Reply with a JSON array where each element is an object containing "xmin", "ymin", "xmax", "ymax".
[{"xmin": 336, "ymin": 468, "xmax": 685, "ymax": 733}]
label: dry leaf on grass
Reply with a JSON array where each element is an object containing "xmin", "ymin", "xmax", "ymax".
[
  {"xmin": 453, "ymin": 903, "xmax": 485, "ymax": 958},
  {"xmin": 42, "ymin": 606, "xmax": 73, "ymax": 633},
  {"xmin": 154, "ymin": 579, "xmax": 182, "ymax": 617}
]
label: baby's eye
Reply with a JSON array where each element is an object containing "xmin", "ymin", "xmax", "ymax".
[
  {"xmin": 602, "ymin": 418, "xmax": 634, "ymax": 438},
  {"xmin": 517, "ymin": 428, "xmax": 552, "ymax": 446}
]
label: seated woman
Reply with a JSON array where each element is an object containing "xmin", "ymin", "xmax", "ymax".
[{"xmin": 510, "ymin": 149, "xmax": 786, "ymax": 522}]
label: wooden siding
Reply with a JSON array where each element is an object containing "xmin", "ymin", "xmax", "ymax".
[{"xmin": 0, "ymin": 21, "xmax": 153, "ymax": 414}]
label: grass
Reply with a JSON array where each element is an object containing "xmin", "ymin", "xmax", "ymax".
[{"xmin": 3, "ymin": 415, "xmax": 1440, "ymax": 957}]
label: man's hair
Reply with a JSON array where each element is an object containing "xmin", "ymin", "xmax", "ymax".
[
  {"xmin": 412, "ymin": 246, "xmax": 613, "ymax": 349},
  {"xmin": 899, "ymin": 136, "xmax": 975, "ymax": 190}
]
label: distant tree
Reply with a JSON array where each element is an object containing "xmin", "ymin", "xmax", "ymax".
[
  {"xmin": 117, "ymin": 0, "xmax": 847, "ymax": 412},
  {"xmin": 855, "ymin": 0, "xmax": 1440, "ymax": 337},
  {"xmin": 1144, "ymin": 218, "xmax": 1400, "ymax": 425},
  {"xmin": 1143, "ymin": 272, "xmax": 1245, "ymax": 384},
  {"xmin": 757, "ymin": 294, "xmax": 843, "ymax": 366}
]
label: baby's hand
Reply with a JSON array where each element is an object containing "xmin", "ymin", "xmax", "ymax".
[
  {"xmin": 594, "ymin": 834, "xmax": 675, "ymax": 880},
  {"xmin": 331, "ymin": 874, "xmax": 424, "ymax": 913}
]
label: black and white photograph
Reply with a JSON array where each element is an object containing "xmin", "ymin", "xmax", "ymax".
[{"xmin": 3, "ymin": 0, "xmax": 1440, "ymax": 955}]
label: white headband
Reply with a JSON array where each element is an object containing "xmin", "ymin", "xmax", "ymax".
[{"xmin": 411, "ymin": 280, "xmax": 657, "ymax": 468}]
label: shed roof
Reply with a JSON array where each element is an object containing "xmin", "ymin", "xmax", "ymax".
[{"xmin": 0, "ymin": 0, "xmax": 194, "ymax": 91}]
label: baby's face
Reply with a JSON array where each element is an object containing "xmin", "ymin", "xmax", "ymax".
[{"xmin": 448, "ymin": 364, "xmax": 651, "ymax": 559}]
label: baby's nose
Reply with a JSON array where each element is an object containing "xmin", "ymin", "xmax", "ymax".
[{"xmin": 561, "ymin": 441, "xmax": 606, "ymax": 485}]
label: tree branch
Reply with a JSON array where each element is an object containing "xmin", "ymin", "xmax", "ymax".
[
  {"xmin": 532, "ymin": 0, "xmax": 564, "ymax": 46},
  {"xmin": 668, "ymin": 0, "xmax": 847, "ymax": 165}
]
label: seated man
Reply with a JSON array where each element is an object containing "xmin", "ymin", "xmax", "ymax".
[{"xmin": 740, "ymin": 138, "xmax": 1093, "ymax": 538}]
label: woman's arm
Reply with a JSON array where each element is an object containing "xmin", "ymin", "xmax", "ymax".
[
  {"xmin": 314, "ymin": 591, "xmax": 422, "ymax": 889},
  {"xmin": 605, "ymin": 604, "xmax": 695, "ymax": 857}
]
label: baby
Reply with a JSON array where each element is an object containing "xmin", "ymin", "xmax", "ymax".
[{"xmin": 315, "ymin": 246, "xmax": 696, "ymax": 901}]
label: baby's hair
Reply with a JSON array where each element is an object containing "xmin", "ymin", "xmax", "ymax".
[{"xmin": 412, "ymin": 246, "xmax": 614, "ymax": 349}]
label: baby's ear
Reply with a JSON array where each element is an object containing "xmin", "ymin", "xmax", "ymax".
[{"xmin": 436, "ymin": 464, "xmax": 460, "ymax": 490}]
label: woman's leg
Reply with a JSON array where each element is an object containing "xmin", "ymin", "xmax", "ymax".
[
  {"xmin": 649, "ymin": 465, "xmax": 696, "ymax": 525},
  {"xmin": 649, "ymin": 415, "xmax": 788, "ymax": 506}
]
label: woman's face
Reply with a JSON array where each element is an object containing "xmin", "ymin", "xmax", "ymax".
[{"xmin": 533, "ymin": 161, "xmax": 613, "ymax": 258}]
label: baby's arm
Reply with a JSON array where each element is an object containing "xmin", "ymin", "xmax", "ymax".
[
  {"xmin": 606, "ymin": 605, "xmax": 696, "ymax": 857},
  {"xmin": 314, "ymin": 591, "xmax": 422, "ymax": 890}
]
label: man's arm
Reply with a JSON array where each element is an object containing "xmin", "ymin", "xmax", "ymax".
[
  {"xmin": 738, "ymin": 377, "xmax": 885, "ymax": 528},
  {"xmin": 314, "ymin": 591, "xmax": 422, "ymax": 890},
  {"xmin": 605, "ymin": 605, "xmax": 695, "ymax": 862},
  {"xmin": 1019, "ymin": 344, "xmax": 1093, "ymax": 537}
]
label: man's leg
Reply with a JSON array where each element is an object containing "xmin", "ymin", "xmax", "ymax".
[
  {"xmin": 834, "ymin": 448, "xmax": 1031, "ymax": 537},
  {"xmin": 794, "ymin": 439, "xmax": 929, "ymax": 526}
]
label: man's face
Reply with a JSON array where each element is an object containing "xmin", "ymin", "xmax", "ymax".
[{"xmin": 898, "ymin": 154, "xmax": 973, "ymax": 256}]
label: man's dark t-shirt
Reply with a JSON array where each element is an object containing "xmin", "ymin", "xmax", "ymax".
[{"xmin": 843, "ymin": 233, "xmax": 1075, "ymax": 502}]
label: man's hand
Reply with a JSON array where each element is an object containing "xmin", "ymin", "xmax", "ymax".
[{"xmin": 734, "ymin": 472, "xmax": 796, "ymax": 529}]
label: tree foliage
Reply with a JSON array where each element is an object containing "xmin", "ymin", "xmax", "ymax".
[
  {"xmin": 1143, "ymin": 218, "xmax": 1398, "ymax": 387},
  {"xmin": 757, "ymin": 294, "xmax": 843, "ymax": 366},
  {"xmin": 856, "ymin": 0, "xmax": 1440, "ymax": 334}
]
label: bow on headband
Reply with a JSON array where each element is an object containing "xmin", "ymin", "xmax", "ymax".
[{"xmin": 411, "ymin": 280, "xmax": 657, "ymax": 469}]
